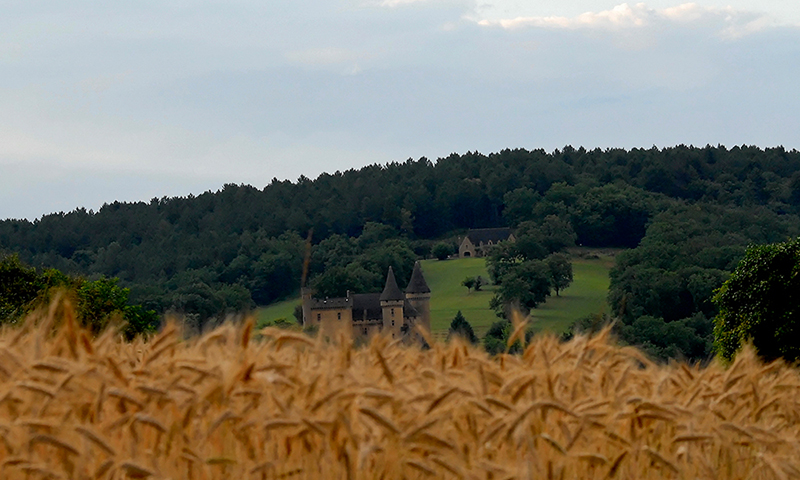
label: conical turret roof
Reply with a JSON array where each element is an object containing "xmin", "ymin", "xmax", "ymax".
[
  {"xmin": 406, "ymin": 261, "xmax": 430, "ymax": 294},
  {"xmin": 380, "ymin": 266, "xmax": 405, "ymax": 301}
]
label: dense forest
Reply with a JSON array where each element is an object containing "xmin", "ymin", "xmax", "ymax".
[{"xmin": 2, "ymin": 145, "xmax": 800, "ymax": 357}]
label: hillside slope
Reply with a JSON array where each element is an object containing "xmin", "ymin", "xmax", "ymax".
[
  {"xmin": 257, "ymin": 253, "xmax": 612, "ymax": 338},
  {"xmin": 424, "ymin": 253, "xmax": 612, "ymax": 338}
]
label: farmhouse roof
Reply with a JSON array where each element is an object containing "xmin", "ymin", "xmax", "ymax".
[
  {"xmin": 379, "ymin": 267, "xmax": 405, "ymax": 301},
  {"xmin": 465, "ymin": 228, "xmax": 513, "ymax": 245},
  {"xmin": 405, "ymin": 261, "xmax": 430, "ymax": 294}
]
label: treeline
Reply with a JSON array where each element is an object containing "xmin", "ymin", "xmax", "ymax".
[{"xmin": 1, "ymin": 145, "xmax": 800, "ymax": 343}]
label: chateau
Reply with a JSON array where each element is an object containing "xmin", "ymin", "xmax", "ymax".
[{"xmin": 301, "ymin": 261, "xmax": 431, "ymax": 341}]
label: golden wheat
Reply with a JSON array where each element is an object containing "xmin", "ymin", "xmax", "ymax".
[{"xmin": 0, "ymin": 302, "xmax": 799, "ymax": 479}]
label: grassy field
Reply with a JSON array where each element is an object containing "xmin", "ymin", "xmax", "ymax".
[
  {"xmin": 421, "ymin": 258, "xmax": 498, "ymax": 340},
  {"xmin": 257, "ymin": 251, "xmax": 613, "ymax": 338},
  {"xmin": 255, "ymin": 296, "xmax": 300, "ymax": 328},
  {"xmin": 423, "ymin": 252, "xmax": 613, "ymax": 339}
]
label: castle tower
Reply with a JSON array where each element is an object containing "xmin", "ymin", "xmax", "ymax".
[
  {"xmin": 380, "ymin": 266, "xmax": 405, "ymax": 338},
  {"xmin": 405, "ymin": 261, "xmax": 431, "ymax": 334}
]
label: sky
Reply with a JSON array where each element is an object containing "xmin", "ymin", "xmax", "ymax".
[{"xmin": 1, "ymin": 0, "xmax": 799, "ymax": 220}]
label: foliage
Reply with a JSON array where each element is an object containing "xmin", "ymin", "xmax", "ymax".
[
  {"xmin": 261, "ymin": 317, "xmax": 296, "ymax": 329},
  {"xmin": 606, "ymin": 203, "xmax": 799, "ymax": 362},
  {"xmin": 120, "ymin": 305, "xmax": 160, "ymax": 341},
  {"xmin": 489, "ymin": 244, "xmax": 574, "ymax": 317},
  {"xmin": 447, "ymin": 310, "xmax": 477, "ymax": 344},
  {"xmin": 713, "ymin": 238, "xmax": 800, "ymax": 362},
  {"xmin": 310, "ymin": 235, "xmax": 416, "ymax": 299},
  {"xmin": 562, "ymin": 312, "xmax": 615, "ymax": 341},
  {"xmin": 0, "ymin": 254, "xmax": 49, "ymax": 321},
  {"xmin": 482, "ymin": 318, "xmax": 534, "ymax": 355},
  {"xmin": 620, "ymin": 314, "xmax": 713, "ymax": 362},
  {"xmin": 0, "ymin": 254, "xmax": 158, "ymax": 337},
  {"xmin": 77, "ymin": 278, "xmax": 131, "ymax": 334},
  {"xmin": 483, "ymin": 319, "xmax": 514, "ymax": 355},
  {"xmin": 461, "ymin": 276, "xmax": 476, "ymax": 293},
  {"xmin": 490, "ymin": 261, "xmax": 552, "ymax": 317},
  {"xmin": 431, "ymin": 241, "xmax": 453, "ymax": 260},
  {"xmin": 545, "ymin": 253, "xmax": 573, "ymax": 296}
]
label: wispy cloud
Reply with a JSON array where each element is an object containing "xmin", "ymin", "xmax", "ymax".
[{"xmin": 475, "ymin": 2, "xmax": 782, "ymax": 38}]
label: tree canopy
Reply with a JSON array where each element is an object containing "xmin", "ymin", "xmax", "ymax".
[
  {"xmin": 0, "ymin": 254, "xmax": 158, "ymax": 338},
  {"xmin": 713, "ymin": 238, "xmax": 800, "ymax": 362}
]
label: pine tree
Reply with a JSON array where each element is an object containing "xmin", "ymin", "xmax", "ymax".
[{"xmin": 448, "ymin": 310, "xmax": 477, "ymax": 344}]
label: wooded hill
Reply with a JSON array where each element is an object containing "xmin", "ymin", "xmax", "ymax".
[{"xmin": 2, "ymin": 145, "xmax": 799, "ymax": 358}]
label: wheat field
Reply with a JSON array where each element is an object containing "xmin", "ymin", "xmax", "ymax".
[{"xmin": 1, "ymin": 301, "xmax": 800, "ymax": 479}]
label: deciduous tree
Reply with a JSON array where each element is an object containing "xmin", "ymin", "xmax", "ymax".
[{"xmin": 713, "ymin": 238, "xmax": 800, "ymax": 362}]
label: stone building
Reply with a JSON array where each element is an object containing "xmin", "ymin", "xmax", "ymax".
[
  {"xmin": 458, "ymin": 228, "xmax": 515, "ymax": 258},
  {"xmin": 301, "ymin": 261, "xmax": 431, "ymax": 341}
]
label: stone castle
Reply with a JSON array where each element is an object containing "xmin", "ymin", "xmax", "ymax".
[{"xmin": 301, "ymin": 261, "xmax": 431, "ymax": 341}]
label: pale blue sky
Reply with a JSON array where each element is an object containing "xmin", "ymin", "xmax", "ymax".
[{"xmin": 1, "ymin": 1, "xmax": 799, "ymax": 220}]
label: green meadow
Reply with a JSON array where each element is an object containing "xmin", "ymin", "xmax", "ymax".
[
  {"xmin": 255, "ymin": 297, "xmax": 299, "ymax": 328},
  {"xmin": 423, "ymin": 252, "xmax": 613, "ymax": 339},
  {"xmin": 256, "ymin": 251, "xmax": 614, "ymax": 337}
]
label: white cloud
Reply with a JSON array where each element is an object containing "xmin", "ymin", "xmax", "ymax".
[
  {"xmin": 476, "ymin": 3, "xmax": 655, "ymax": 30},
  {"xmin": 475, "ymin": 2, "xmax": 783, "ymax": 38}
]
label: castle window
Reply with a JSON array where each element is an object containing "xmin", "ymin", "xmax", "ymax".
[
  {"xmin": 391, "ymin": 308, "xmax": 395, "ymax": 317},
  {"xmin": 363, "ymin": 328, "xmax": 368, "ymax": 335},
  {"xmin": 337, "ymin": 312, "xmax": 341, "ymax": 320},
  {"xmin": 391, "ymin": 319, "xmax": 395, "ymax": 327},
  {"xmin": 317, "ymin": 313, "xmax": 321, "ymax": 322}
]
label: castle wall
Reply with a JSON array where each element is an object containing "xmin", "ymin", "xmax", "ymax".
[
  {"xmin": 352, "ymin": 321, "xmax": 382, "ymax": 339},
  {"xmin": 308, "ymin": 306, "xmax": 353, "ymax": 338}
]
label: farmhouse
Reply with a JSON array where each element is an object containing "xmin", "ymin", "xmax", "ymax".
[
  {"xmin": 301, "ymin": 262, "xmax": 431, "ymax": 341},
  {"xmin": 458, "ymin": 228, "xmax": 515, "ymax": 258}
]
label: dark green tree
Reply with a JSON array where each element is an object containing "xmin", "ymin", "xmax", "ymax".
[
  {"xmin": 545, "ymin": 253, "xmax": 573, "ymax": 296},
  {"xmin": 483, "ymin": 319, "xmax": 513, "ymax": 355},
  {"xmin": 432, "ymin": 242, "xmax": 453, "ymax": 260},
  {"xmin": 77, "ymin": 278, "xmax": 132, "ymax": 334},
  {"xmin": 0, "ymin": 255, "xmax": 46, "ymax": 322},
  {"xmin": 713, "ymin": 238, "xmax": 800, "ymax": 362},
  {"xmin": 448, "ymin": 310, "xmax": 477, "ymax": 344},
  {"xmin": 482, "ymin": 319, "xmax": 533, "ymax": 355},
  {"xmin": 462, "ymin": 277, "xmax": 476, "ymax": 293},
  {"xmin": 490, "ymin": 260, "xmax": 551, "ymax": 317},
  {"xmin": 120, "ymin": 305, "xmax": 160, "ymax": 340}
]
